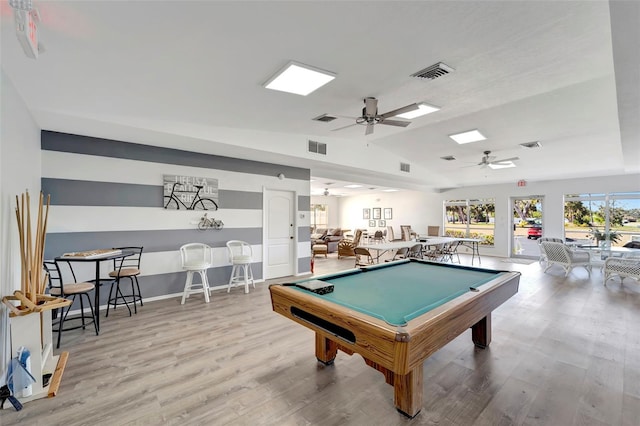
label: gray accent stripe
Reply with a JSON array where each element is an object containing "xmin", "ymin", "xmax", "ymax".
[
  {"xmin": 42, "ymin": 178, "xmax": 162, "ymax": 207},
  {"xmin": 298, "ymin": 195, "xmax": 310, "ymax": 211},
  {"xmin": 42, "ymin": 178, "xmax": 265, "ymax": 209},
  {"xmin": 221, "ymin": 190, "xmax": 262, "ymax": 209},
  {"xmin": 64, "ymin": 266, "xmax": 263, "ymax": 310},
  {"xmin": 44, "ymin": 228, "xmax": 263, "ymax": 259},
  {"xmin": 42, "ymin": 130, "xmax": 310, "ymax": 180},
  {"xmin": 298, "ymin": 257, "xmax": 312, "ymax": 273},
  {"xmin": 298, "ymin": 226, "xmax": 311, "ymax": 242}
]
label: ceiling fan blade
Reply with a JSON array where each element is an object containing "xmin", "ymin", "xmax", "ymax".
[
  {"xmin": 379, "ymin": 103, "xmax": 419, "ymax": 119},
  {"xmin": 365, "ymin": 123, "xmax": 374, "ymax": 135},
  {"xmin": 364, "ymin": 97, "xmax": 378, "ymax": 117},
  {"xmin": 491, "ymin": 157, "xmax": 519, "ymax": 164},
  {"xmin": 331, "ymin": 123, "xmax": 357, "ymax": 132},
  {"xmin": 378, "ymin": 119, "xmax": 411, "ymax": 127}
]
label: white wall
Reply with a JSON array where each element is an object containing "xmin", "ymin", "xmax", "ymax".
[
  {"xmin": 0, "ymin": 69, "xmax": 42, "ymax": 384},
  {"xmin": 334, "ymin": 173, "xmax": 640, "ymax": 258}
]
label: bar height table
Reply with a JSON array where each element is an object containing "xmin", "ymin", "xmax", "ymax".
[{"xmin": 55, "ymin": 249, "xmax": 134, "ymax": 332}]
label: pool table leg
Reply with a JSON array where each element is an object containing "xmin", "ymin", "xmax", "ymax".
[
  {"xmin": 315, "ymin": 334, "xmax": 338, "ymax": 365},
  {"xmin": 394, "ymin": 364, "xmax": 423, "ymax": 418},
  {"xmin": 471, "ymin": 313, "xmax": 492, "ymax": 348}
]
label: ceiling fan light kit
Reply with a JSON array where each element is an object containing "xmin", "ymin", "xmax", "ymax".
[{"xmin": 333, "ymin": 97, "xmax": 419, "ymax": 135}]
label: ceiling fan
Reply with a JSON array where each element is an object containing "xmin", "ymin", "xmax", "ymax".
[
  {"xmin": 472, "ymin": 150, "xmax": 520, "ymax": 168},
  {"xmin": 332, "ymin": 97, "xmax": 419, "ymax": 135}
]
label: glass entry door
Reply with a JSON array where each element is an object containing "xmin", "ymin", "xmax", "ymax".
[{"xmin": 512, "ymin": 197, "xmax": 544, "ymax": 259}]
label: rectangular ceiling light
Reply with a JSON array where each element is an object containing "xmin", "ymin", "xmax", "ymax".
[
  {"xmin": 264, "ymin": 61, "xmax": 336, "ymax": 96},
  {"xmin": 449, "ymin": 129, "xmax": 486, "ymax": 144},
  {"xmin": 395, "ymin": 103, "xmax": 440, "ymax": 119},
  {"xmin": 344, "ymin": 184, "xmax": 362, "ymax": 188},
  {"xmin": 488, "ymin": 161, "xmax": 516, "ymax": 169}
]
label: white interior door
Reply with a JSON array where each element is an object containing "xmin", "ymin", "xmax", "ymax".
[{"xmin": 264, "ymin": 189, "xmax": 295, "ymax": 279}]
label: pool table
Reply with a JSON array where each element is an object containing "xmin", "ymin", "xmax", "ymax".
[{"xmin": 269, "ymin": 259, "xmax": 520, "ymax": 418}]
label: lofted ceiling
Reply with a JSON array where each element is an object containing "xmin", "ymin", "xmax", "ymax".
[{"xmin": 1, "ymin": 1, "xmax": 638, "ymax": 194}]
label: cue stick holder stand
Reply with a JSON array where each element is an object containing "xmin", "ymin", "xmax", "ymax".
[{"xmin": 2, "ymin": 297, "xmax": 71, "ymax": 406}]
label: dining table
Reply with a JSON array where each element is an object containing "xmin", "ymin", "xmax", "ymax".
[{"xmin": 55, "ymin": 249, "xmax": 135, "ymax": 332}]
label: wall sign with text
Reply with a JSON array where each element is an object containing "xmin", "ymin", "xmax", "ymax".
[{"xmin": 163, "ymin": 175, "xmax": 219, "ymax": 210}]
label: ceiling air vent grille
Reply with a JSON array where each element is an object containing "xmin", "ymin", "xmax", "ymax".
[
  {"xmin": 312, "ymin": 114, "xmax": 337, "ymax": 123},
  {"xmin": 440, "ymin": 155, "xmax": 456, "ymax": 161},
  {"xmin": 411, "ymin": 62, "xmax": 455, "ymax": 80},
  {"xmin": 400, "ymin": 162, "xmax": 411, "ymax": 173},
  {"xmin": 520, "ymin": 141, "xmax": 542, "ymax": 149},
  {"xmin": 308, "ymin": 140, "xmax": 327, "ymax": 155}
]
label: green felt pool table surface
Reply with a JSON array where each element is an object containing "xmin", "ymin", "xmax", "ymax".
[{"xmin": 292, "ymin": 260, "xmax": 508, "ymax": 326}]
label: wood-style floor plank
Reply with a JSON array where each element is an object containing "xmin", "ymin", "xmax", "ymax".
[{"xmin": 2, "ymin": 253, "xmax": 638, "ymax": 425}]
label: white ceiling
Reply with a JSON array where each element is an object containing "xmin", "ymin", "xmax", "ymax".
[{"xmin": 1, "ymin": 1, "xmax": 638, "ymax": 194}]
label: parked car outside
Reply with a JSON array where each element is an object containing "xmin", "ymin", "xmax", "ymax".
[{"xmin": 527, "ymin": 225, "xmax": 542, "ymax": 239}]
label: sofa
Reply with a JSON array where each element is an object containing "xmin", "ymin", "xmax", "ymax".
[{"xmin": 311, "ymin": 228, "xmax": 345, "ymax": 253}]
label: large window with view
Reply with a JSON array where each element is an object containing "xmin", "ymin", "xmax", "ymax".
[
  {"xmin": 564, "ymin": 192, "xmax": 640, "ymax": 247},
  {"xmin": 310, "ymin": 204, "xmax": 328, "ymax": 231},
  {"xmin": 444, "ymin": 199, "xmax": 495, "ymax": 245}
]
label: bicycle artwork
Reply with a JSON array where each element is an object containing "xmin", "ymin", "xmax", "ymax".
[
  {"xmin": 198, "ymin": 213, "xmax": 224, "ymax": 231},
  {"xmin": 163, "ymin": 179, "xmax": 219, "ymax": 211}
]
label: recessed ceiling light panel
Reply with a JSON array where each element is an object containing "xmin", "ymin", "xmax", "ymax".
[
  {"xmin": 395, "ymin": 103, "xmax": 440, "ymax": 119},
  {"xmin": 344, "ymin": 184, "xmax": 363, "ymax": 188},
  {"xmin": 449, "ymin": 129, "xmax": 486, "ymax": 144},
  {"xmin": 264, "ymin": 61, "xmax": 336, "ymax": 96}
]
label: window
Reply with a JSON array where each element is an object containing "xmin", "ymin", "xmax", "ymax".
[
  {"xmin": 564, "ymin": 192, "xmax": 640, "ymax": 247},
  {"xmin": 444, "ymin": 198, "xmax": 495, "ymax": 245},
  {"xmin": 310, "ymin": 204, "xmax": 328, "ymax": 230}
]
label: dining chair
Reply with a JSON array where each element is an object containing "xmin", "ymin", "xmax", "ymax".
[
  {"xmin": 227, "ymin": 240, "xmax": 255, "ymax": 294},
  {"xmin": 106, "ymin": 246, "xmax": 144, "ymax": 317},
  {"xmin": 427, "ymin": 226, "xmax": 440, "ymax": 237},
  {"xmin": 407, "ymin": 243, "xmax": 423, "ymax": 259},
  {"xmin": 180, "ymin": 243, "xmax": 214, "ymax": 304},
  {"xmin": 354, "ymin": 247, "xmax": 375, "ymax": 267},
  {"xmin": 43, "ymin": 260, "xmax": 98, "ymax": 348}
]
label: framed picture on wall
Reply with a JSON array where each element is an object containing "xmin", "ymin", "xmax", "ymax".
[
  {"xmin": 372, "ymin": 207, "xmax": 382, "ymax": 220},
  {"xmin": 384, "ymin": 208, "xmax": 392, "ymax": 220},
  {"xmin": 363, "ymin": 208, "xmax": 370, "ymax": 219},
  {"xmin": 378, "ymin": 220, "xmax": 386, "ymax": 227},
  {"xmin": 369, "ymin": 220, "xmax": 376, "ymax": 227}
]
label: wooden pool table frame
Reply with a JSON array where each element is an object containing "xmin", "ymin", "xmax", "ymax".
[{"xmin": 269, "ymin": 260, "xmax": 520, "ymax": 418}]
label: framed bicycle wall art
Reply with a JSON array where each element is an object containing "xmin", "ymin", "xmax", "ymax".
[{"xmin": 163, "ymin": 175, "xmax": 219, "ymax": 210}]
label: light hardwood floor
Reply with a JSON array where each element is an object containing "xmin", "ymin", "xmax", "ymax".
[{"xmin": 3, "ymin": 253, "xmax": 640, "ymax": 425}]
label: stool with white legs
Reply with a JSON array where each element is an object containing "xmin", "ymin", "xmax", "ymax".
[
  {"xmin": 226, "ymin": 240, "xmax": 255, "ymax": 293},
  {"xmin": 179, "ymin": 243, "xmax": 214, "ymax": 304}
]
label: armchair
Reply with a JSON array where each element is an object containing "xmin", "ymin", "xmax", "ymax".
[
  {"xmin": 338, "ymin": 229, "xmax": 363, "ymax": 259},
  {"xmin": 539, "ymin": 241, "xmax": 592, "ymax": 276}
]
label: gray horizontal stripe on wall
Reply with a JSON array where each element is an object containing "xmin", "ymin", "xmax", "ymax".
[
  {"xmin": 42, "ymin": 178, "xmax": 162, "ymax": 207},
  {"xmin": 298, "ymin": 195, "xmax": 310, "ymax": 211},
  {"xmin": 298, "ymin": 226, "xmax": 311, "ymax": 242},
  {"xmin": 42, "ymin": 178, "xmax": 264, "ymax": 209},
  {"xmin": 65, "ymin": 266, "xmax": 263, "ymax": 310},
  {"xmin": 44, "ymin": 228, "xmax": 263, "ymax": 259},
  {"xmin": 298, "ymin": 257, "xmax": 312, "ymax": 274},
  {"xmin": 42, "ymin": 130, "xmax": 310, "ymax": 180}
]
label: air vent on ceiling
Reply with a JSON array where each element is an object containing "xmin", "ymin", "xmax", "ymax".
[
  {"xmin": 520, "ymin": 141, "xmax": 542, "ymax": 149},
  {"xmin": 440, "ymin": 155, "xmax": 456, "ymax": 161},
  {"xmin": 312, "ymin": 114, "xmax": 337, "ymax": 123},
  {"xmin": 308, "ymin": 140, "xmax": 327, "ymax": 155},
  {"xmin": 411, "ymin": 62, "xmax": 455, "ymax": 80},
  {"xmin": 400, "ymin": 162, "xmax": 411, "ymax": 173}
]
